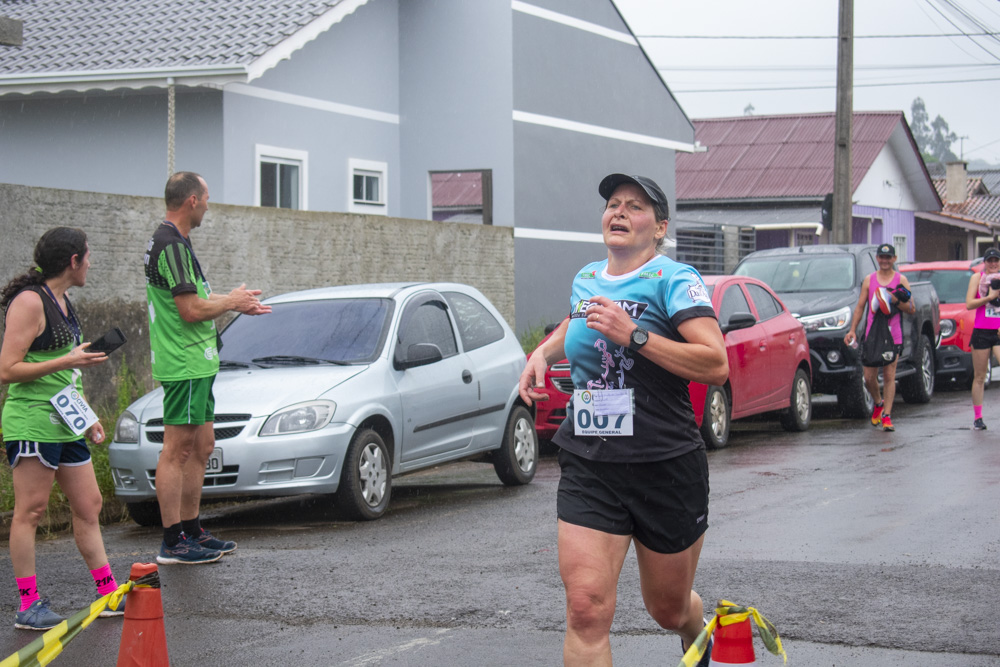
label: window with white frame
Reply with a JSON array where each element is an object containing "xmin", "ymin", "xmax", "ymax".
[
  {"xmin": 256, "ymin": 145, "xmax": 308, "ymax": 210},
  {"xmin": 892, "ymin": 234, "xmax": 908, "ymax": 262},
  {"xmin": 348, "ymin": 158, "xmax": 387, "ymax": 215}
]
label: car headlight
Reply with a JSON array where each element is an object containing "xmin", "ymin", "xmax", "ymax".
[
  {"xmin": 939, "ymin": 318, "xmax": 956, "ymax": 339},
  {"xmin": 796, "ymin": 306, "xmax": 852, "ymax": 333},
  {"xmin": 260, "ymin": 401, "xmax": 336, "ymax": 436},
  {"xmin": 114, "ymin": 410, "xmax": 139, "ymax": 443}
]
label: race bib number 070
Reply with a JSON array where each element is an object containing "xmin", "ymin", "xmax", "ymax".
[
  {"xmin": 50, "ymin": 384, "xmax": 99, "ymax": 436},
  {"xmin": 573, "ymin": 389, "xmax": 634, "ymax": 436}
]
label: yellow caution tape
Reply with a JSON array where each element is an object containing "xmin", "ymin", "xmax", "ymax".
[
  {"xmin": 677, "ymin": 599, "xmax": 787, "ymax": 667},
  {"xmin": 0, "ymin": 582, "xmax": 133, "ymax": 667}
]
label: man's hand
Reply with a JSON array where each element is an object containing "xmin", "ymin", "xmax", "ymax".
[{"xmin": 229, "ymin": 284, "xmax": 272, "ymax": 315}]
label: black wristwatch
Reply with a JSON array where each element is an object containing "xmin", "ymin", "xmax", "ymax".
[{"xmin": 629, "ymin": 326, "xmax": 649, "ymax": 351}]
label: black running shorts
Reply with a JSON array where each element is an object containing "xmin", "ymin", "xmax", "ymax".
[{"xmin": 556, "ymin": 446, "xmax": 709, "ymax": 554}]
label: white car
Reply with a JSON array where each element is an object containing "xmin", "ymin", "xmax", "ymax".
[{"xmin": 109, "ymin": 283, "xmax": 537, "ymax": 523}]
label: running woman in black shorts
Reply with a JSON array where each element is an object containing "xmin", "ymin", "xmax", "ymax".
[{"xmin": 520, "ymin": 175, "xmax": 727, "ymax": 666}]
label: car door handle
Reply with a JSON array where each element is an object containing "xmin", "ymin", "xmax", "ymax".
[
  {"xmin": 759, "ymin": 341, "xmax": 767, "ymax": 351},
  {"xmin": 462, "ymin": 370, "xmax": 473, "ymax": 384}
]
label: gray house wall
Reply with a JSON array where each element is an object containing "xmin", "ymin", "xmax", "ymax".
[
  {"xmin": 0, "ymin": 183, "xmax": 515, "ymax": 412},
  {"xmin": 397, "ymin": 0, "xmax": 515, "ymax": 226},
  {"xmin": 510, "ymin": 0, "xmax": 694, "ymax": 332},
  {"xmin": 0, "ymin": 89, "xmax": 223, "ymax": 198},
  {"xmin": 222, "ymin": 0, "xmax": 401, "ymax": 213}
]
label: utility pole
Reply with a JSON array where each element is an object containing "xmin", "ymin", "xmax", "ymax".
[{"xmin": 832, "ymin": 0, "xmax": 853, "ymax": 245}]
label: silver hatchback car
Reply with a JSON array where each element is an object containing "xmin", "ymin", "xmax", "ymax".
[{"xmin": 108, "ymin": 282, "xmax": 537, "ymax": 523}]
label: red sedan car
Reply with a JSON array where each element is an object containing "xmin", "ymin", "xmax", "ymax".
[{"xmin": 531, "ymin": 275, "xmax": 812, "ymax": 448}]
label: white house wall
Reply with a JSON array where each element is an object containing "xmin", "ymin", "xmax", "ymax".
[
  {"xmin": 853, "ymin": 143, "xmax": 921, "ymax": 211},
  {"xmin": 510, "ymin": 0, "xmax": 695, "ymax": 330}
]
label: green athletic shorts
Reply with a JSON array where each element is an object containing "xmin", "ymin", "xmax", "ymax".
[{"xmin": 161, "ymin": 376, "xmax": 216, "ymax": 425}]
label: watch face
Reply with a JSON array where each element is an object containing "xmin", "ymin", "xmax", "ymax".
[{"xmin": 632, "ymin": 328, "xmax": 648, "ymax": 346}]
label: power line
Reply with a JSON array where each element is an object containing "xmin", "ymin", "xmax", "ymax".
[
  {"xmin": 658, "ymin": 63, "xmax": 1000, "ymax": 71},
  {"xmin": 671, "ymin": 76, "xmax": 1000, "ymax": 93},
  {"xmin": 635, "ymin": 32, "xmax": 999, "ymax": 39}
]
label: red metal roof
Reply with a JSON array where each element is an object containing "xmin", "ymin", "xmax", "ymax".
[
  {"xmin": 677, "ymin": 111, "xmax": 905, "ymax": 201},
  {"xmin": 431, "ymin": 172, "xmax": 482, "ymax": 208}
]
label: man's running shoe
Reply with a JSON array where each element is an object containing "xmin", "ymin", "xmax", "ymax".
[
  {"xmin": 15, "ymin": 598, "xmax": 63, "ymax": 631},
  {"xmin": 157, "ymin": 535, "xmax": 222, "ymax": 565},
  {"xmin": 99, "ymin": 593, "xmax": 125, "ymax": 618},
  {"xmin": 881, "ymin": 415, "xmax": 895, "ymax": 432},
  {"xmin": 871, "ymin": 402, "xmax": 884, "ymax": 427},
  {"xmin": 194, "ymin": 529, "xmax": 237, "ymax": 554},
  {"xmin": 974, "ymin": 418, "xmax": 988, "ymax": 430}
]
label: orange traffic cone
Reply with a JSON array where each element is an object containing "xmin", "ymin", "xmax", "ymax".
[
  {"xmin": 116, "ymin": 563, "xmax": 170, "ymax": 667},
  {"xmin": 709, "ymin": 616, "xmax": 756, "ymax": 665}
]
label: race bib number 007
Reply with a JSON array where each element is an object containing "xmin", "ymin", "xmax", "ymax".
[
  {"xmin": 573, "ymin": 389, "xmax": 634, "ymax": 437},
  {"xmin": 50, "ymin": 384, "xmax": 99, "ymax": 436}
]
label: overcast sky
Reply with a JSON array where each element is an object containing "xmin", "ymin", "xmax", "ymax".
[{"xmin": 614, "ymin": 0, "xmax": 1000, "ymax": 165}]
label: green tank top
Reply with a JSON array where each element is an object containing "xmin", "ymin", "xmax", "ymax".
[{"xmin": 2, "ymin": 286, "xmax": 85, "ymax": 443}]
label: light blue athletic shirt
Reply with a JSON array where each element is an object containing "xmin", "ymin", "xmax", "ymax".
[{"xmin": 553, "ymin": 255, "xmax": 718, "ymax": 462}]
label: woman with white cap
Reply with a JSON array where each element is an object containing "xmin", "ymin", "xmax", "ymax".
[{"xmin": 519, "ymin": 173, "xmax": 727, "ymax": 666}]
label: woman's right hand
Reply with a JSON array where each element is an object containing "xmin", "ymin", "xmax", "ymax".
[
  {"xmin": 518, "ymin": 350, "xmax": 550, "ymax": 407},
  {"xmin": 64, "ymin": 343, "xmax": 108, "ymax": 369},
  {"xmin": 844, "ymin": 332, "xmax": 856, "ymax": 347}
]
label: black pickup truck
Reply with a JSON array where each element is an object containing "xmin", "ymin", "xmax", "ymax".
[{"xmin": 734, "ymin": 244, "xmax": 940, "ymax": 418}]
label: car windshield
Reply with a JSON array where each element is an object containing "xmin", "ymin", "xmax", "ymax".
[
  {"xmin": 923, "ymin": 269, "xmax": 973, "ymax": 304},
  {"xmin": 220, "ymin": 298, "xmax": 392, "ymax": 365},
  {"xmin": 735, "ymin": 256, "xmax": 855, "ymax": 292}
]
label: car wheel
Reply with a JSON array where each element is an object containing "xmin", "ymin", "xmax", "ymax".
[
  {"xmin": 493, "ymin": 405, "xmax": 538, "ymax": 486},
  {"xmin": 780, "ymin": 368, "xmax": 812, "ymax": 432},
  {"xmin": 125, "ymin": 500, "xmax": 162, "ymax": 527},
  {"xmin": 700, "ymin": 385, "xmax": 730, "ymax": 449},
  {"xmin": 900, "ymin": 335, "xmax": 935, "ymax": 404},
  {"xmin": 837, "ymin": 366, "xmax": 874, "ymax": 419},
  {"xmin": 335, "ymin": 428, "xmax": 391, "ymax": 521}
]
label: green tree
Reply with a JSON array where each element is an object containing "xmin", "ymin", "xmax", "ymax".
[
  {"xmin": 909, "ymin": 97, "xmax": 958, "ymax": 163},
  {"xmin": 910, "ymin": 97, "xmax": 931, "ymax": 157}
]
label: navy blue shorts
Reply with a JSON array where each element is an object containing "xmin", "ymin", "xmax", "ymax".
[
  {"xmin": 5, "ymin": 439, "xmax": 91, "ymax": 470},
  {"xmin": 557, "ymin": 447, "xmax": 709, "ymax": 554}
]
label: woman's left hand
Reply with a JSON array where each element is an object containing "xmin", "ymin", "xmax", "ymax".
[
  {"xmin": 585, "ymin": 295, "xmax": 633, "ymax": 348},
  {"xmin": 87, "ymin": 421, "xmax": 105, "ymax": 445}
]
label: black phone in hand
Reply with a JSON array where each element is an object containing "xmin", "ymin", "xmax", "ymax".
[{"xmin": 89, "ymin": 327, "xmax": 127, "ymax": 354}]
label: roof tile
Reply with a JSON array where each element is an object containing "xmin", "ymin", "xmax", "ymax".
[{"xmin": 0, "ymin": 0, "xmax": 345, "ymax": 74}]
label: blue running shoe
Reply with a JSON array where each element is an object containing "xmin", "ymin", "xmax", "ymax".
[
  {"xmin": 99, "ymin": 592, "xmax": 126, "ymax": 618},
  {"xmin": 157, "ymin": 535, "xmax": 222, "ymax": 565},
  {"xmin": 15, "ymin": 598, "xmax": 63, "ymax": 631},
  {"xmin": 194, "ymin": 529, "xmax": 237, "ymax": 554}
]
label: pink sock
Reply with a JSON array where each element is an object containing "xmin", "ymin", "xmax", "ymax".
[
  {"xmin": 975, "ymin": 405, "xmax": 983, "ymax": 420},
  {"xmin": 90, "ymin": 564, "xmax": 118, "ymax": 597},
  {"xmin": 16, "ymin": 575, "xmax": 38, "ymax": 612}
]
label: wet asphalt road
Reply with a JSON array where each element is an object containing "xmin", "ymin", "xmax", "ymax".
[{"xmin": 0, "ymin": 387, "xmax": 998, "ymax": 666}]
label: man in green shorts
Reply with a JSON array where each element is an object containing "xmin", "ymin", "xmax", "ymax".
[{"xmin": 144, "ymin": 172, "xmax": 271, "ymax": 564}]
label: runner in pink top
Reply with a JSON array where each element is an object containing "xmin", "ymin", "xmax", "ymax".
[
  {"xmin": 964, "ymin": 247, "xmax": 1000, "ymax": 430},
  {"xmin": 844, "ymin": 243, "xmax": 916, "ymax": 432}
]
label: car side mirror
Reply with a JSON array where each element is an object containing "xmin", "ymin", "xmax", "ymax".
[
  {"xmin": 395, "ymin": 343, "xmax": 443, "ymax": 370},
  {"xmin": 722, "ymin": 312, "xmax": 756, "ymax": 334}
]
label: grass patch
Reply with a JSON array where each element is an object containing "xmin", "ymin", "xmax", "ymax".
[{"xmin": 519, "ymin": 322, "xmax": 553, "ymax": 355}]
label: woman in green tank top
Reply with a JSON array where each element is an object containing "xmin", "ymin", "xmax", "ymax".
[{"xmin": 0, "ymin": 228, "xmax": 123, "ymax": 630}]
